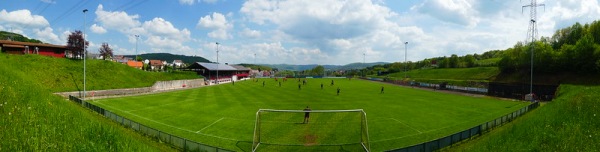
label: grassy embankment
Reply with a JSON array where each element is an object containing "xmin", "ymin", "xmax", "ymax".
[
  {"xmin": 376, "ymin": 67, "xmax": 500, "ymax": 87},
  {"xmin": 447, "ymin": 84, "xmax": 600, "ymax": 151},
  {"xmin": 0, "ymin": 54, "xmax": 198, "ymax": 151},
  {"xmin": 7, "ymin": 54, "xmax": 199, "ymax": 93}
]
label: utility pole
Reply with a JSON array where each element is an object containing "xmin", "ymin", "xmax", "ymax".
[
  {"xmin": 523, "ymin": 0, "xmax": 544, "ymax": 102},
  {"xmin": 135, "ymin": 35, "xmax": 139, "ymax": 61},
  {"xmin": 404, "ymin": 41, "xmax": 408, "ymax": 78},
  {"xmin": 216, "ymin": 42, "xmax": 220, "ymax": 84},
  {"xmin": 363, "ymin": 53, "xmax": 366, "ymax": 77},
  {"xmin": 83, "ymin": 9, "xmax": 88, "ymax": 101}
]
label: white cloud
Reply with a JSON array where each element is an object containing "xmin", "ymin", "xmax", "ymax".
[
  {"xmin": 179, "ymin": 0, "xmax": 196, "ymax": 5},
  {"xmin": 93, "ymin": 4, "xmax": 193, "ymax": 55},
  {"xmin": 239, "ymin": 28, "xmax": 261, "ymax": 38},
  {"xmin": 412, "ymin": 0, "xmax": 479, "ymax": 27},
  {"xmin": 0, "ymin": 9, "xmax": 50, "ymax": 29},
  {"xmin": 143, "ymin": 18, "xmax": 191, "ymax": 41},
  {"xmin": 34, "ymin": 27, "xmax": 61, "ymax": 44},
  {"xmin": 90, "ymin": 24, "xmax": 107, "ymax": 34},
  {"xmin": 197, "ymin": 12, "xmax": 233, "ymax": 39},
  {"xmin": 94, "ymin": 4, "xmax": 141, "ymax": 33},
  {"xmin": 240, "ymin": 0, "xmax": 407, "ymax": 62}
]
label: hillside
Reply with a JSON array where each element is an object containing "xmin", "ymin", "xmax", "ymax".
[
  {"xmin": 0, "ymin": 31, "xmax": 43, "ymax": 43},
  {"xmin": 447, "ymin": 84, "xmax": 600, "ymax": 151},
  {"xmin": 0, "ymin": 54, "xmax": 176, "ymax": 151},
  {"xmin": 124, "ymin": 53, "xmax": 210, "ymax": 64},
  {"xmin": 3, "ymin": 54, "xmax": 199, "ymax": 92},
  {"xmin": 376, "ymin": 67, "xmax": 500, "ymax": 87}
]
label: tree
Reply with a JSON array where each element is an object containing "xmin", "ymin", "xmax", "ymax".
[
  {"xmin": 98, "ymin": 42, "xmax": 113, "ymax": 60},
  {"xmin": 449, "ymin": 54, "xmax": 459, "ymax": 68},
  {"xmin": 311, "ymin": 65, "xmax": 325, "ymax": 76},
  {"xmin": 66, "ymin": 30, "xmax": 88, "ymax": 59},
  {"xmin": 463, "ymin": 54, "xmax": 476, "ymax": 68}
]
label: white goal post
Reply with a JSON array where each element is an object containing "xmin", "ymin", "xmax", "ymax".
[{"xmin": 252, "ymin": 109, "xmax": 370, "ymax": 152}]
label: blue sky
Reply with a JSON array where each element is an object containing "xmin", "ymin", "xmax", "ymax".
[{"xmin": 2, "ymin": 0, "xmax": 599, "ymax": 65}]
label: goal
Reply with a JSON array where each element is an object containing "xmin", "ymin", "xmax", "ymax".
[{"xmin": 252, "ymin": 109, "xmax": 370, "ymax": 152}]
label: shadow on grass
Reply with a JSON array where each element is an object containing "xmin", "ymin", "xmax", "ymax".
[{"xmin": 69, "ymin": 72, "xmax": 82, "ymax": 97}]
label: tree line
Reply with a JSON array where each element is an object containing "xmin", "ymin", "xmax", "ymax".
[
  {"xmin": 359, "ymin": 20, "xmax": 600, "ymax": 76},
  {"xmin": 499, "ymin": 21, "xmax": 600, "ymax": 74}
]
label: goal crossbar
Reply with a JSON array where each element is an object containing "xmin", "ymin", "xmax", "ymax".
[{"xmin": 258, "ymin": 109, "xmax": 365, "ymax": 113}]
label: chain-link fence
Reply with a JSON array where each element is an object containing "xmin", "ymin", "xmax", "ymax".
[
  {"xmin": 68, "ymin": 95, "xmax": 234, "ymax": 152},
  {"xmin": 386, "ymin": 102, "xmax": 540, "ymax": 152}
]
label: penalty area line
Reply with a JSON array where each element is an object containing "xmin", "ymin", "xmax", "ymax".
[
  {"xmin": 389, "ymin": 118, "xmax": 423, "ymax": 134},
  {"xmin": 94, "ymin": 102, "xmax": 237, "ymax": 141},
  {"xmin": 196, "ymin": 117, "xmax": 225, "ymax": 133}
]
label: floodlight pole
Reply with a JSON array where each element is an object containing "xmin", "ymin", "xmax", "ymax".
[
  {"xmin": 83, "ymin": 9, "xmax": 88, "ymax": 101},
  {"xmin": 216, "ymin": 42, "xmax": 219, "ymax": 84},
  {"xmin": 404, "ymin": 41, "xmax": 408, "ymax": 78},
  {"xmin": 363, "ymin": 53, "xmax": 366, "ymax": 77},
  {"xmin": 135, "ymin": 35, "xmax": 139, "ymax": 61}
]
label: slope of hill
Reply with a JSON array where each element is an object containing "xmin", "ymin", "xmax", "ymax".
[
  {"xmin": 3, "ymin": 54, "xmax": 199, "ymax": 92},
  {"xmin": 0, "ymin": 31, "xmax": 43, "ymax": 43},
  {"xmin": 0, "ymin": 54, "xmax": 175, "ymax": 151},
  {"xmin": 124, "ymin": 53, "xmax": 210, "ymax": 64},
  {"xmin": 447, "ymin": 84, "xmax": 600, "ymax": 151}
]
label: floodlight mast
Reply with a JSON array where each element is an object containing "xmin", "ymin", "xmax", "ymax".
[
  {"xmin": 216, "ymin": 42, "xmax": 219, "ymax": 84},
  {"xmin": 83, "ymin": 9, "xmax": 88, "ymax": 101},
  {"xmin": 135, "ymin": 35, "xmax": 139, "ymax": 61},
  {"xmin": 404, "ymin": 41, "xmax": 408, "ymax": 78},
  {"xmin": 522, "ymin": 0, "xmax": 544, "ymax": 102}
]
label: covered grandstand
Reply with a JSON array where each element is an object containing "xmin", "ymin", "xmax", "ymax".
[{"xmin": 186, "ymin": 62, "xmax": 250, "ymax": 83}]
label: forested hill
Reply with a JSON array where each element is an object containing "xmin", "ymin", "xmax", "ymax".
[
  {"xmin": 0, "ymin": 31, "xmax": 43, "ymax": 43},
  {"xmin": 498, "ymin": 20, "xmax": 600, "ymax": 74},
  {"xmin": 124, "ymin": 53, "xmax": 210, "ymax": 64},
  {"xmin": 372, "ymin": 20, "xmax": 600, "ymax": 84}
]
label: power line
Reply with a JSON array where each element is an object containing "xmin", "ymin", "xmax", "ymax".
[
  {"xmin": 78, "ymin": 0, "xmax": 149, "ymax": 30},
  {"xmin": 48, "ymin": 0, "xmax": 88, "ymax": 25}
]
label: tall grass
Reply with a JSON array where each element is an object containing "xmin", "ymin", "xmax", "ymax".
[
  {"xmin": 447, "ymin": 84, "xmax": 600, "ymax": 151},
  {"xmin": 0, "ymin": 54, "xmax": 181, "ymax": 151}
]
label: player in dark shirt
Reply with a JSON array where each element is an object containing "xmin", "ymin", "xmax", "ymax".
[{"xmin": 303, "ymin": 106, "xmax": 311, "ymax": 124}]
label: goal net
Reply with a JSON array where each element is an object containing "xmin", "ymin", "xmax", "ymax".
[{"xmin": 252, "ymin": 109, "xmax": 370, "ymax": 152}]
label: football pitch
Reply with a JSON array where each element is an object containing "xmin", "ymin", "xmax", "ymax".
[{"xmin": 92, "ymin": 78, "xmax": 528, "ymax": 151}]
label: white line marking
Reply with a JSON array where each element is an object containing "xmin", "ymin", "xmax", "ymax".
[
  {"xmin": 94, "ymin": 102, "xmax": 237, "ymax": 141},
  {"xmin": 197, "ymin": 117, "xmax": 224, "ymax": 133},
  {"xmin": 126, "ymin": 100, "xmax": 185, "ymax": 112},
  {"xmin": 389, "ymin": 118, "xmax": 423, "ymax": 133}
]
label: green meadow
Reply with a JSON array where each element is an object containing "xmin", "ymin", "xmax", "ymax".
[{"xmin": 93, "ymin": 78, "xmax": 528, "ymax": 151}]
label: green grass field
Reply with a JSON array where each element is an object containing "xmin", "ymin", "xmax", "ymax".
[{"xmin": 92, "ymin": 78, "xmax": 528, "ymax": 151}]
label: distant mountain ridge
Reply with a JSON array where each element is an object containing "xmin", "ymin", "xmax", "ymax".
[
  {"xmin": 123, "ymin": 53, "xmax": 210, "ymax": 64},
  {"xmin": 123, "ymin": 53, "xmax": 387, "ymax": 70},
  {"xmin": 257, "ymin": 62, "xmax": 389, "ymax": 71}
]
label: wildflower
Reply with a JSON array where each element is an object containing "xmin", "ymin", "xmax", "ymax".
[{"xmin": 8, "ymin": 112, "xmax": 11, "ymax": 115}]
